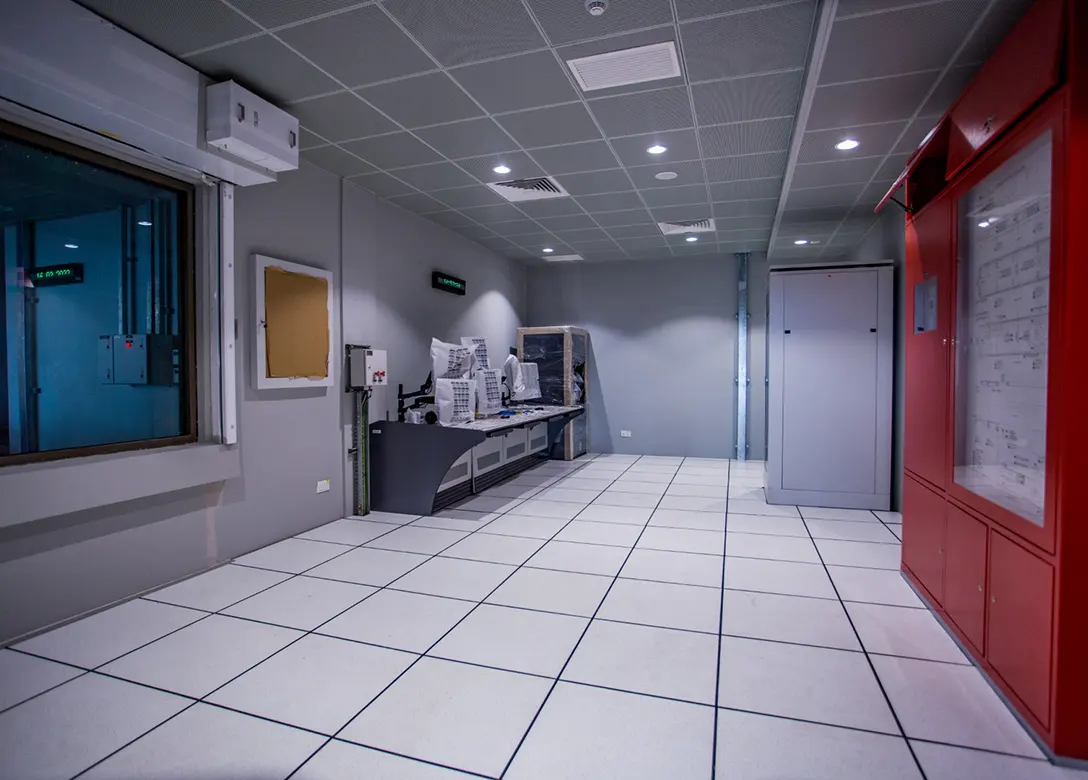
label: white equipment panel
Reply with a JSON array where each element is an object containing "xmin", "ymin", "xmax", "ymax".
[
  {"xmin": 766, "ymin": 265, "xmax": 894, "ymax": 510},
  {"xmin": 527, "ymin": 422, "xmax": 549, "ymax": 455},
  {"xmin": 348, "ymin": 348, "xmax": 388, "ymax": 388},
  {"xmin": 206, "ymin": 81, "xmax": 299, "ymax": 172}
]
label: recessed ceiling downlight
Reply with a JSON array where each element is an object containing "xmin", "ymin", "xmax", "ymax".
[
  {"xmin": 835, "ymin": 138, "xmax": 860, "ymax": 151},
  {"xmin": 542, "ymin": 247, "xmax": 554, "ymax": 253},
  {"xmin": 655, "ymin": 171, "xmax": 678, "ymax": 181},
  {"xmin": 493, "ymin": 165, "xmax": 511, "ymax": 175},
  {"xmin": 685, "ymin": 236, "xmax": 699, "ymax": 242},
  {"xmin": 647, "ymin": 144, "xmax": 667, "ymax": 155},
  {"xmin": 794, "ymin": 239, "xmax": 809, "ymax": 245},
  {"xmin": 137, "ymin": 220, "xmax": 153, "ymax": 227},
  {"xmin": 64, "ymin": 243, "xmax": 78, "ymax": 249}
]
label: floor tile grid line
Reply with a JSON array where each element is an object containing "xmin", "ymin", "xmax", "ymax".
[
  {"xmin": 710, "ymin": 460, "xmax": 733, "ymax": 780},
  {"xmin": 64, "ymin": 506, "xmax": 573, "ymax": 780},
  {"xmin": 0, "ymin": 656, "xmax": 93, "ymax": 719},
  {"xmin": 69, "ymin": 471, "xmax": 607, "ymax": 780},
  {"xmin": 281, "ymin": 471, "xmax": 635, "ymax": 780},
  {"xmin": 795, "ymin": 506, "xmax": 931, "ymax": 780},
  {"xmin": 4, "ymin": 458, "xmax": 599, "ymax": 777},
  {"xmin": 496, "ymin": 457, "xmax": 694, "ymax": 779},
  {"xmin": 65, "ymin": 521, "xmax": 492, "ymax": 780},
  {"xmin": 870, "ymin": 508, "xmax": 904, "ymax": 539},
  {"xmin": 70, "ymin": 490, "xmax": 599, "ymax": 780}
]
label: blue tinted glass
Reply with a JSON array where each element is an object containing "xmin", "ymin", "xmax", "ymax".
[{"xmin": 1, "ymin": 131, "xmax": 189, "ymax": 458}]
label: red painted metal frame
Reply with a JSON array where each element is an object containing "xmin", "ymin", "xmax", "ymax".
[
  {"xmin": 943, "ymin": 92, "xmax": 1066, "ymax": 556},
  {"xmin": 1051, "ymin": 0, "xmax": 1088, "ymax": 755},
  {"xmin": 900, "ymin": 0, "xmax": 1088, "ymax": 759}
]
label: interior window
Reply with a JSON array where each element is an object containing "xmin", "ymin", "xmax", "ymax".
[{"xmin": 1, "ymin": 125, "xmax": 195, "ymax": 463}]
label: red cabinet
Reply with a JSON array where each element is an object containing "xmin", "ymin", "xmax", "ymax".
[
  {"xmin": 893, "ymin": 0, "xmax": 1088, "ymax": 758},
  {"xmin": 988, "ymin": 532, "xmax": 1054, "ymax": 727},
  {"xmin": 904, "ymin": 198, "xmax": 951, "ymax": 489},
  {"xmin": 943, "ymin": 504, "xmax": 988, "ymax": 653},
  {"xmin": 902, "ymin": 475, "xmax": 945, "ymax": 604},
  {"xmin": 946, "ymin": 0, "xmax": 1064, "ymax": 178}
]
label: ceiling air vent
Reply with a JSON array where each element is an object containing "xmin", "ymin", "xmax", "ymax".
[
  {"xmin": 486, "ymin": 177, "xmax": 570, "ymax": 202},
  {"xmin": 658, "ymin": 218, "xmax": 716, "ymax": 236},
  {"xmin": 567, "ymin": 42, "xmax": 681, "ymax": 92}
]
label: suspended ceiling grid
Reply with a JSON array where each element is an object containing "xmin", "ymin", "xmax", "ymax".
[{"xmin": 76, "ymin": 0, "xmax": 1033, "ymax": 263}]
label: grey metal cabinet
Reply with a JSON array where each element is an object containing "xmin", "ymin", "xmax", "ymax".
[{"xmin": 766, "ymin": 265, "xmax": 894, "ymax": 510}]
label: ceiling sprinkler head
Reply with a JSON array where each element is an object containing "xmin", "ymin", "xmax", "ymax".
[{"xmin": 586, "ymin": 0, "xmax": 608, "ymax": 16}]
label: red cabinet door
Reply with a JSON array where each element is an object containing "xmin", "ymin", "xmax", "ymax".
[
  {"xmin": 946, "ymin": 0, "xmax": 1064, "ymax": 177},
  {"xmin": 944, "ymin": 504, "xmax": 988, "ymax": 653},
  {"xmin": 988, "ymin": 532, "xmax": 1053, "ymax": 727},
  {"xmin": 902, "ymin": 475, "xmax": 946, "ymax": 604},
  {"xmin": 904, "ymin": 198, "xmax": 952, "ymax": 489}
]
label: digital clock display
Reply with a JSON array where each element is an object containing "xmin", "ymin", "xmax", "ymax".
[
  {"xmin": 31, "ymin": 263, "xmax": 84, "ymax": 287},
  {"xmin": 432, "ymin": 271, "xmax": 467, "ymax": 296}
]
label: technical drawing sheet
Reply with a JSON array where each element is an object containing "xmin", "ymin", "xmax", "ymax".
[{"xmin": 954, "ymin": 130, "xmax": 1052, "ymax": 526}]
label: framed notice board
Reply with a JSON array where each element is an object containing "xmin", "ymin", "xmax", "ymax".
[{"xmin": 254, "ymin": 254, "xmax": 334, "ymax": 390}]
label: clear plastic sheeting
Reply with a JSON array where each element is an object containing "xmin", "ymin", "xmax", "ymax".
[
  {"xmin": 431, "ymin": 338, "xmax": 477, "ymax": 380},
  {"xmin": 476, "ymin": 368, "xmax": 503, "ymax": 415},
  {"xmin": 435, "ymin": 378, "xmax": 476, "ymax": 426}
]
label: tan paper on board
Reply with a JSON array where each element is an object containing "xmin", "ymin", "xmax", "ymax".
[{"xmin": 264, "ymin": 266, "xmax": 329, "ymax": 379}]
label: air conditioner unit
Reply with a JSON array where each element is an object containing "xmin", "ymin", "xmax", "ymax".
[{"xmin": 206, "ymin": 81, "xmax": 299, "ymax": 172}]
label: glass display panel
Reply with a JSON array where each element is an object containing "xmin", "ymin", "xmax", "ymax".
[{"xmin": 953, "ymin": 130, "xmax": 1051, "ymax": 526}]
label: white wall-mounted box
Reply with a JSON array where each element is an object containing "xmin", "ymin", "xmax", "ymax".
[
  {"xmin": 348, "ymin": 348, "xmax": 388, "ymax": 389},
  {"xmin": 206, "ymin": 81, "xmax": 299, "ymax": 172}
]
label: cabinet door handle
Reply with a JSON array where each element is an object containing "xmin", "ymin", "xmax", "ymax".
[{"xmin": 978, "ymin": 584, "xmax": 983, "ymax": 592}]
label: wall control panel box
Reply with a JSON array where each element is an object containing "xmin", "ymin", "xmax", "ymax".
[
  {"xmin": 98, "ymin": 334, "xmax": 179, "ymax": 385},
  {"xmin": 348, "ymin": 347, "xmax": 388, "ymax": 388}
]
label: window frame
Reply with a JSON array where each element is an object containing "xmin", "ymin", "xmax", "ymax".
[{"xmin": 0, "ymin": 119, "xmax": 198, "ymax": 466}]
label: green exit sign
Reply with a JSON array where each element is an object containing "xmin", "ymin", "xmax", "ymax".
[
  {"xmin": 432, "ymin": 271, "xmax": 466, "ymax": 296},
  {"xmin": 30, "ymin": 263, "xmax": 84, "ymax": 287}
]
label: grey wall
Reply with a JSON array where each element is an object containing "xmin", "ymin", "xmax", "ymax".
[
  {"xmin": 338, "ymin": 181, "xmax": 526, "ymax": 512},
  {"xmin": 527, "ymin": 256, "xmax": 744, "ymax": 459},
  {"xmin": 851, "ymin": 207, "xmax": 908, "ymax": 509},
  {"xmin": 0, "ymin": 162, "xmax": 526, "ymax": 643}
]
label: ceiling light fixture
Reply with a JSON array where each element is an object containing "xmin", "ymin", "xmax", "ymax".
[
  {"xmin": 685, "ymin": 236, "xmax": 699, "ymax": 242},
  {"xmin": 492, "ymin": 165, "xmax": 511, "ymax": 175},
  {"xmin": 137, "ymin": 220, "xmax": 153, "ymax": 227},
  {"xmin": 655, "ymin": 171, "xmax": 678, "ymax": 181},
  {"xmin": 978, "ymin": 220, "xmax": 991, "ymax": 228},
  {"xmin": 542, "ymin": 247, "xmax": 554, "ymax": 253},
  {"xmin": 64, "ymin": 243, "xmax": 78, "ymax": 249},
  {"xmin": 794, "ymin": 239, "xmax": 809, "ymax": 245},
  {"xmin": 835, "ymin": 138, "xmax": 860, "ymax": 151},
  {"xmin": 647, "ymin": 144, "xmax": 667, "ymax": 155}
]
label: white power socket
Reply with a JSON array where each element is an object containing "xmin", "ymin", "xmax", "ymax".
[
  {"xmin": 316, "ymin": 479, "xmax": 331, "ymax": 494},
  {"xmin": 620, "ymin": 430, "xmax": 632, "ymax": 438}
]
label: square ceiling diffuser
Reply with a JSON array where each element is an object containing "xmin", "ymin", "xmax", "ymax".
[{"xmin": 566, "ymin": 41, "xmax": 682, "ymax": 92}]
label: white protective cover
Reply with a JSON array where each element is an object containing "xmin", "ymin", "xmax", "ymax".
[
  {"xmin": 518, "ymin": 362, "xmax": 542, "ymax": 401},
  {"xmin": 476, "ymin": 368, "xmax": 503, "ymax": 415},
  {"xmin": 461, "ymin": 337, "xmax": 490, "ymax": 371},
  {"xmin": 431, "ymin": 338, "xmax": 477, "ymax": 380},
  {"xmin": 504, "ymin": 355, "xmax": 542, "ymax": 401},
  {"xmin": 435, "ymin": 378, "xmax": 476, "ymax": 426}
]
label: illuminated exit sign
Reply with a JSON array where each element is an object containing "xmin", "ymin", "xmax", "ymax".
[
  {"xmin": 432, "ymin": 270, "xmax": 466, "ymax": 296},
  {"xmin": 30, "ymin": 263, "xmax": 84, "ymax": 287}
]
